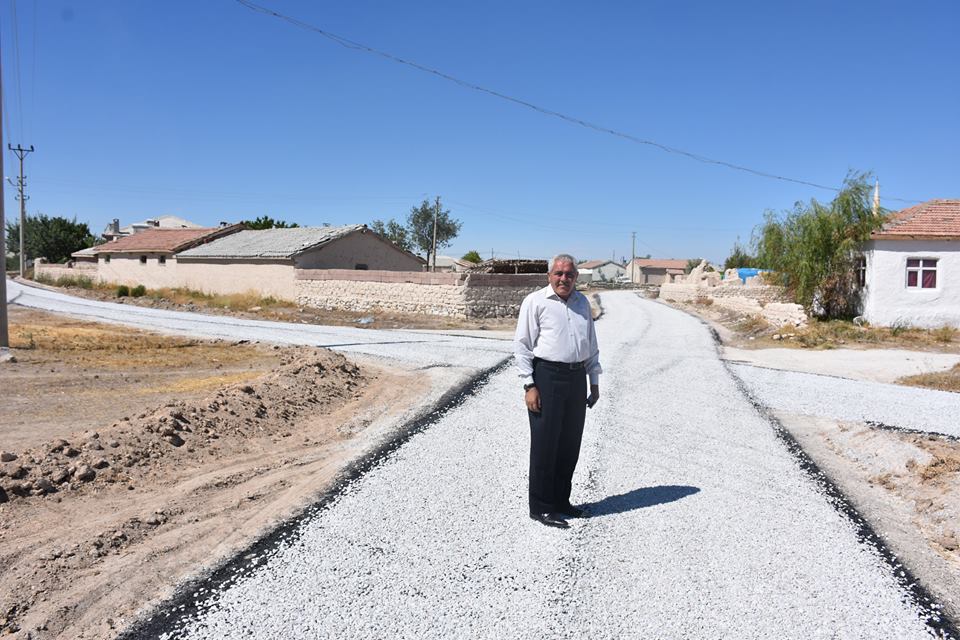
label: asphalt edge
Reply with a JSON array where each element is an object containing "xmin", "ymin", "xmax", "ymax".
[
  {"xmin": 116, "ymin": 355, "xmax": 513, "ymax": 640},
  {"xmin": 684, "ymin": 311, "xmax": 960, "ymax": 639}
]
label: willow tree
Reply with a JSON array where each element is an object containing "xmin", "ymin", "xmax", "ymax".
[{"xmin": 753, "ymin": 173, "xmax": 886, "ymax": 318}]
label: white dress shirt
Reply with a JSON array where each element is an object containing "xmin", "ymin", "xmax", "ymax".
[{"xmin": 514, "ymin": 285, "xmax": 602, "ymax": 387}]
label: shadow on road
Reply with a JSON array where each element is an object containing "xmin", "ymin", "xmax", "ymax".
[{"xmin": 583, "ymin": 484, "xmax": 700, "ymax": 517}]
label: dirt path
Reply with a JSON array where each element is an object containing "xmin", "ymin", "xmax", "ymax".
[{"xmin": 0, "ymin": 309, "xmax": 424, "ymax": 639}]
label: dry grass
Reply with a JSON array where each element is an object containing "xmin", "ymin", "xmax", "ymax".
[
  {"xmin": 8, "ymin": 316, "xmax": 266, "ymax": 370},
  {"xmin": 735, "ymin": 315, "xmax": 770, "ymax": 335},
  {"xmin": 897, "ymin": 363, "xmax": 960, "ymax": 393},
  {"xmin": 144, "ymin": 287, "xmax": 282, "ymax": 311},
  {"xmin": 764, "ymin": 319, "xmax": 960, "ymax": 351}
]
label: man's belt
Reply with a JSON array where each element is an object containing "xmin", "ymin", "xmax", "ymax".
[{"xmin": 535, "ymin": 358, "xmax": 587, "ymax": 370}]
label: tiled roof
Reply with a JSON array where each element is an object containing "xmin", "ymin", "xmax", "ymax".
[
  {"xmin": 633, "ymin": 258, "xmax": 689, "ymax": 269},
  {"xmin": 91, "ymin": 227, "xmax": 236, "ymax": 254},
  {"xmin": 177, "ymin": 225, "xmax": 367, "ymax": 259},
  {"xmin": 872, "ymin": 199, "xmax": 960, "ymax": 239}
]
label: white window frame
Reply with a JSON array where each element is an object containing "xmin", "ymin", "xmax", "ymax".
[{"xmin": 905, "ymin": 257, "xmax": 938, "ymax": 290}]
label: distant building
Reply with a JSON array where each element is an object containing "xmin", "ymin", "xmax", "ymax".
[
  {"xmin": 577, "ymin": 260, "xmax": 626, "ymax": 283},
  {"xmin": 434, "ymin": 255, "xmax": 479, "ymax": 273},
  {"xmin": 628, "ymin": 258, "xmax": 688, "ymax": 284},
  {"xmin": 101, "ymin": 215, "xmax": 203, "ymax": 241}
]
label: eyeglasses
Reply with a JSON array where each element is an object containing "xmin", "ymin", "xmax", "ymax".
[{"xmin": 551, "ymin": 270, "xmax": 577, "ymax": 279}]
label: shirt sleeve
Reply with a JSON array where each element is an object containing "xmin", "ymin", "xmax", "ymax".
[
  {"xmin": 514, "ymin": 295, "xmax": 538, "ymax": 387},
  {"xmin": 585, "ymin": 313, "xmax": 602, "ymax": 385}
]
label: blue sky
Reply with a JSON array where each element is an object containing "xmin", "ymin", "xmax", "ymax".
[{"xmin": 1, "ymin": 0, "xmax": 957, "ymax": 264}]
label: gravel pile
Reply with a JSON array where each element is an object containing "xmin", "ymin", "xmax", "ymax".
[
  {"xmin": 151, "ymin": 293, "xmax": 943, "ymax": 639},
  {"xmin": 729, "ymin": 364, "xmax": 960, "ymax": 437}
]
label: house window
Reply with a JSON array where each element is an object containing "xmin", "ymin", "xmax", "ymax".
[
  {"xmin": 158, "ymin": 255, "xmax": 166, "ymax": 265},
  {"xmin": 906, "ymin": 258, "xmax": 937, "ymax": 289},
  {"xmin": 104, "ymin": 254, "xmax": 111, "ymax": 263},
  {"xmin": 856, "ymin": 256, "xmax": 866, "ymax": 288},
  {"xmin": 140, "ymin": 255, "xmax": 147, "ymax": 265},
  {"xmin": 355, "ymin": 263, "xmax": 369, "ymax": 270}
]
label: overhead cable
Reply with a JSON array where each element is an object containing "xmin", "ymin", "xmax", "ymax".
[{"xmin": 235, "ymin": 0, "xmax": 921, "ymax": 204}]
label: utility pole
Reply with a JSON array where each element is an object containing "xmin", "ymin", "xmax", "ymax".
[
  {"xmin": 631, "ymin": 231, "xmax": 636, "ymax": 284},
  {"xmin": 431, "ymin": 196, "xmax": 440, "ymax": 272},
  {"xmin": 0, "ymin": 41, "xmax": 8, "ymax": 349},
  {"xmin": 8, "ymin": 144, "xmax": 34, "ymax": 277}
]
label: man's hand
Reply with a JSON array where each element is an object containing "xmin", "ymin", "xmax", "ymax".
[
  {"xmin": 525, "ymin": 386, "xmax": 541, "ymax": 413},
  {"xmin": 587, "ymin": 384, "xmax": 600, "ymax": 408}
]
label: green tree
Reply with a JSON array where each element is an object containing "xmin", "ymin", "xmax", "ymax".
[
  {"xmin": 241, "ymin": 215, "xmax": 299, "ymax": 229},
  {"xmin": 723, "ymin": 239, "xmax": 756, "ymax": 270},
  {"xmin": 406, "ymin": 197, "xmax": 462, "ymax": 266},
  {"xmin": 461, "ymin": 250, "xmax": 482, "ymax": 264},
  {"xmin": 685, "ymin": 258, "xmax": 702, "ymax": 274},
  {"xmin": 370, "ymin": 218, "xmax": 413, "ymax": 253},
  {"xmin": 6, "ymin": 214, "xmax": 96, "ymax": 263},
  {"xmin": 753, "ymin": 172, "xmax": 885, "ymax": 318}
]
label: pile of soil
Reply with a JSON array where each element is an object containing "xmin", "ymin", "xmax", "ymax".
[{"xmin": 0, "ymin": 348, "xmax": 364, "ymax": 505}]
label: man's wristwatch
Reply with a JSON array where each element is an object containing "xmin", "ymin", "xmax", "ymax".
[{"xmin": 523, "ymin": 383, "xmax": 537, "ymax": 391}]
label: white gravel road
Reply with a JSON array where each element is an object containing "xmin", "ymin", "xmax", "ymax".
[
  {"xmin": 729, "ymin": 364, "xmax": 960, "ymax": 437},
  {"xmin": 5, "ymin": 279, "xmax": 511, "ymax": 372},
  {"xmin": 128, "ymin": 291, "xmax": 947, "ymax": 640}
]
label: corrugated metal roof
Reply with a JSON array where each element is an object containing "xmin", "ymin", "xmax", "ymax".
[{"xmin": 177, "ymin": 225, "xmax": 366, "ymax": 259}]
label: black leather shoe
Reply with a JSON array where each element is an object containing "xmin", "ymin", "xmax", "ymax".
[
  {"xmin": 560, "ymin": 504, "xmax": 588, "ymax": 518},
  {"xmin": 529, "ymin": 512, "xmax": 570, "ymax": 529}
]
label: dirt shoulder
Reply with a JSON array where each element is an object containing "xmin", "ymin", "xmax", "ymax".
[
  {"xmin": 778, "ymin": 414, "xmax": 960, "ymax": 621},
  {"xmin": 0, "ymin": 308, "xmax": 425, "ymax": 639}
]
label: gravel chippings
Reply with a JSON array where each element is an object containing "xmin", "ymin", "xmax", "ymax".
[
  {"xmin": 146, "ymin": 292, "xmax": 947, "ymax": 640},
  {"xmin": 730, "ymin": 364, "xmax": 960, "ymax": 437}
]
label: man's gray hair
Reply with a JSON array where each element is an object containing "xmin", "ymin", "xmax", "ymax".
[{"xmin": 549, "ymin": 253, "xmax": 578, "ymax": 273}]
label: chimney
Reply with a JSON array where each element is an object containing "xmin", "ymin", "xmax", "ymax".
[{"xmin": 873, "ymin": 180, "xmax": 880, "ymax": 216}]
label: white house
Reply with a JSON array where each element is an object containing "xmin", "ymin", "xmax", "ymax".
[
  {"xmin": 861, "ymin": 199, "xmax": 960, "ymax": 328},
  {"xmin": 577, "ymin": 260, "xmax": 626, "ymax": 283}
]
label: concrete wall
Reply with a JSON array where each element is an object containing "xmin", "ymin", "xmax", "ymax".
[
  {"xmin": 95, "ymin": 254, "xmax": 185, "ymax": 290},
  {"xmin": 295, "ymin": 270, "xmax": 543, "ymax": 318},
  {"xmin": 293, "ymin": 231, "xmax": 423, "ymax": 271},
  {"xmin": 34, "ymin": 260, "xmax": 98, "ymax": 281},
  {"xmin": 176, "ymin": 260, "xmax": 297, "ymax": 300},
  {"xmin": 862, "ymin": 239, "xmax": 960, "ymax": 328}
]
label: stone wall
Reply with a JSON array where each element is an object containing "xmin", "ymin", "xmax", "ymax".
[
  {"xmin": 659, "ymin": 282, "xmax": 807, "ymax": 327},
  {"xmin": 295, "ymin": 269, "xmax": 544, "ymax": 318}
]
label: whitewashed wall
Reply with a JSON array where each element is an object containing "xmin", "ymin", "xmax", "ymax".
[{"xmin": 862, "ymin": 239, "xmax": 960, "ymax": 328}]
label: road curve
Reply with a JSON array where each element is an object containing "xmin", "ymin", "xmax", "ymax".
[
  {"xmin": 5, "ymin": 278, "xmax": 511, "ymax": 371},
  {"xmin": 130, "ymin": 291, "xmax": 951, "ymax": 640}
]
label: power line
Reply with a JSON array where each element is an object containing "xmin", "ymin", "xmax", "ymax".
[{"xmin": 235, "ymin": 0, "xmax": 922, "ymax": 205}]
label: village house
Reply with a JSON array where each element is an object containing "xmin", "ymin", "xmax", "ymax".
[
  {"xmin": 87, "ymin": 224, "xmax": 245, "ymax": 288},
  {"xmin": 175, "ymin": 225, "xmax": 425, "ymax": 300},
  {"xmin": 628, "ymin": 258, "xmax": 688, "ymax": 284},
  {"xmin": 433, "ymin": 255, "xmax": 479, "ymax": 273},
  {"xmin": 861, "ymin": 199, "xmax": 960, "ymax": 328},
  {"xmin": 577, "ymin": 260, "xmax": 626, "ymax": 283}
]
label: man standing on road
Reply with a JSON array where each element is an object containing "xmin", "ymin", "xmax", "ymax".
[{"xmin": 514, "ymin": 254, "xmax": 601, "ymax": 529}]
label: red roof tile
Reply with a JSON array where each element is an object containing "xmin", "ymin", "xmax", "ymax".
[
  {"xmin": 872, "ymin": 199, "xmax": 960, "ymax": 240},
  {"xmin": 578, "ymin": 260, "xmax": 617, "ymax": 270},
  {"xmin": 92, "ymin": 226, "xmax": 241, "ymax": 254}
]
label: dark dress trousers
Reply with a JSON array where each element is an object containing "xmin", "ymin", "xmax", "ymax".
[{"xmin": 527, "ymin": 358, "xmax": 587, "ymax": 514}]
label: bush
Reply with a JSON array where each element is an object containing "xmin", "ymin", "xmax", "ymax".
[
  {"xmin": 116, "ymin": 285, "xmax": 130, "ymax": 297},
  {"xmin": 131, "ymin": 284, "xmax": 147, "ymax": 297},
  {"xmin": 932, "ymin": 326, "xmax": 957, "ymax": 343}
]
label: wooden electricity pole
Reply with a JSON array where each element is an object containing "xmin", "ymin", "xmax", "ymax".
[{"xmin": 630, "ymin": 231, "xmax": 636, "ymax": 283}]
